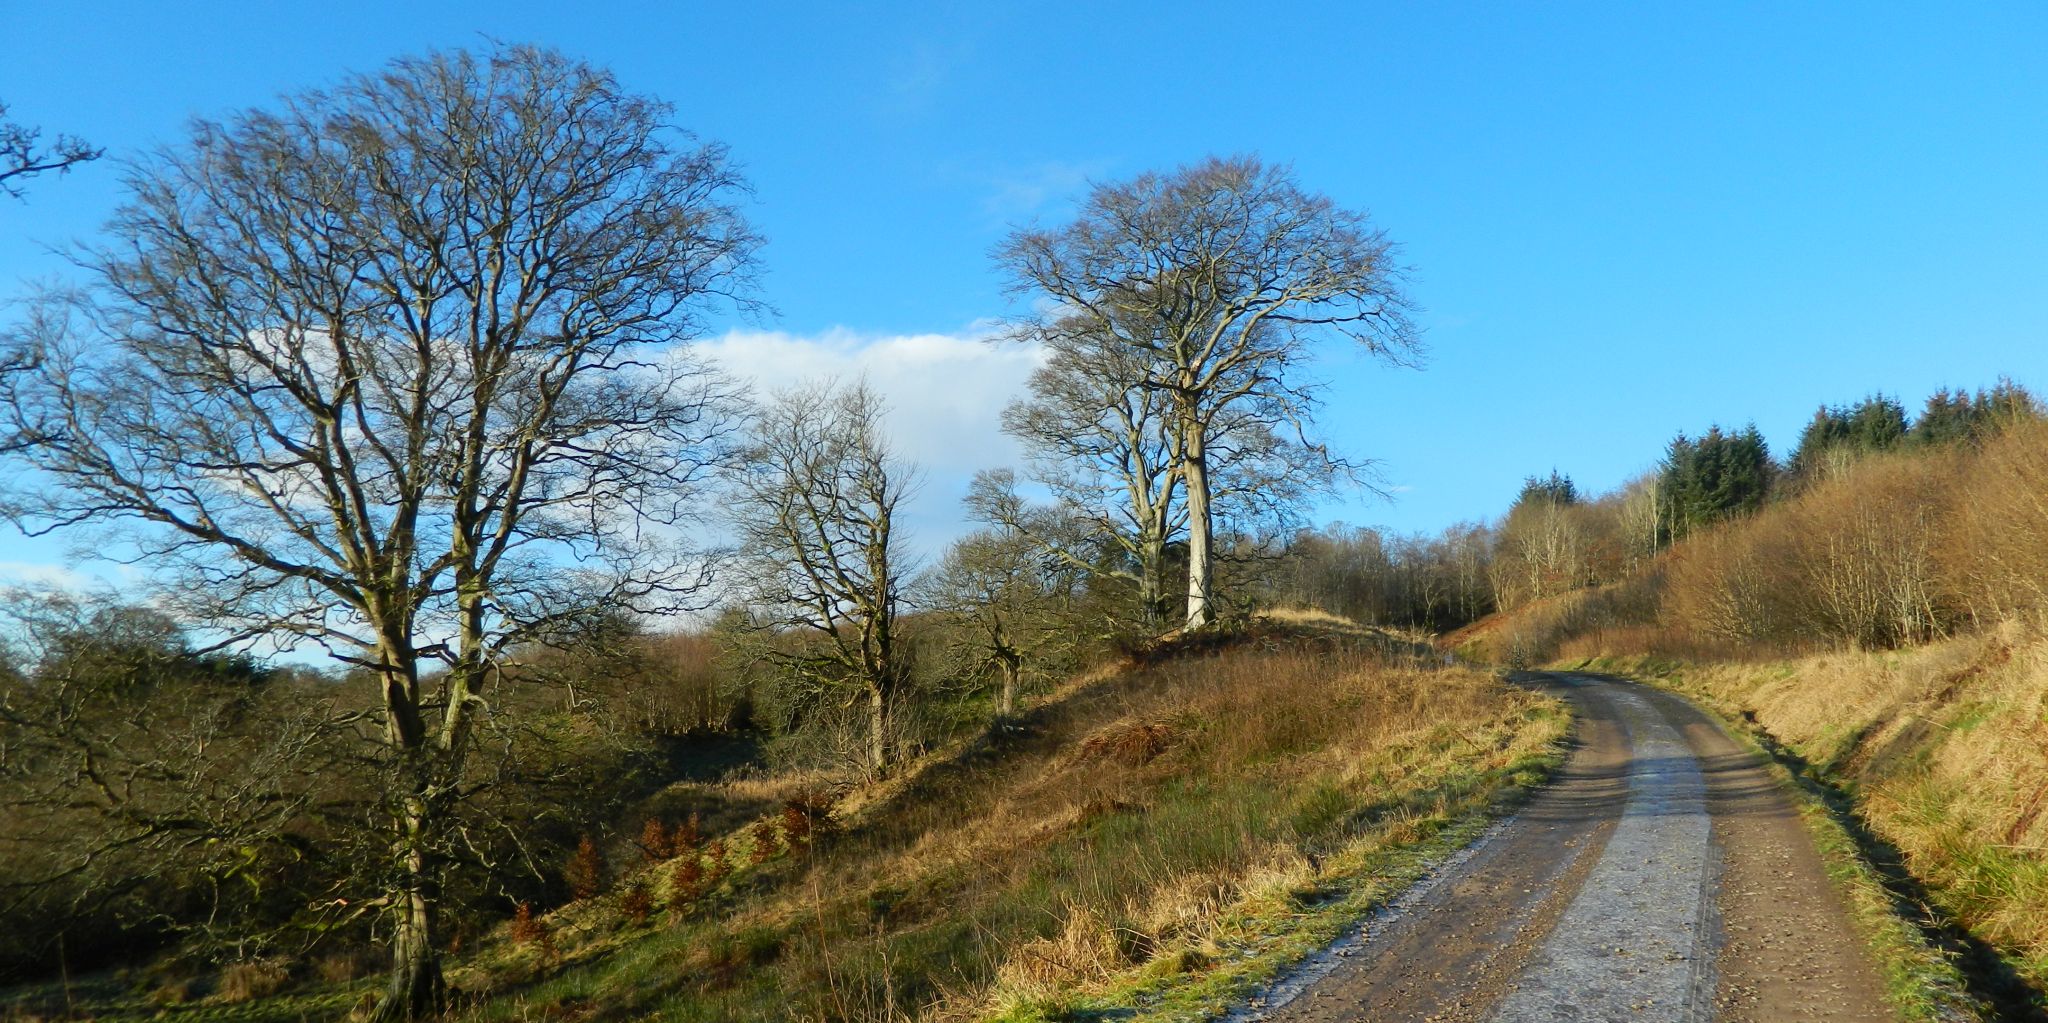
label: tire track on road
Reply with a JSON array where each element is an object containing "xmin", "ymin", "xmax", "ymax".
[{"xmin": 1240, "ymin": 675, "xmax": 1894, "ymax": 1023}]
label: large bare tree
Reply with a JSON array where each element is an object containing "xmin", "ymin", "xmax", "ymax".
[
  {"xmin": 729, "ymin": 380, "xmax": 916, "ymax": 774},
  {"xmin": 0, "ymin": 46, "xmax": 756, "ymax": 1019},
  {"xmin": 996, "ymin": 156, "xmax": 1417, "ymax": 630}
]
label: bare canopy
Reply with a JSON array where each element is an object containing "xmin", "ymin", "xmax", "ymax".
[
  {"xmin": 0, "ymin": 45, "xmax": 757, "ymax": 1020},
  {"xmin": 728, "ymin": 380, "xmax": 916, "ymax": 774},
  {"xmin": 996, "ymin": 156, "xmax": 1418, "ymax": 630},
  {"xmin": 0, "ymin": 99, "xmax": 101, "ymax": 200}
]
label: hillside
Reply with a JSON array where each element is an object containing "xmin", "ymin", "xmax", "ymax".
[{"xmin": 3, "ymin": 618, "xmax": 1565, "ymax": 1023}]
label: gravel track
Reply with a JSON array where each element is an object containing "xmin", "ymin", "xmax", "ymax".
[{"xmin": 1237, "ymin": 674, "xmax": 1894, "ymax": 1023}]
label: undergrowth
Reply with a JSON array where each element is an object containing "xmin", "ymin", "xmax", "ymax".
[
  {"xmin": 434, "ymin": 627, "xmax": 1565, "ymax": 1022},
  {"xmin": 2, "ymin": 623, "xmax": 1565, "ymax": 1023}
]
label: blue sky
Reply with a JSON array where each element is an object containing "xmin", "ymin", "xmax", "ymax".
[{"xmin": 2, "ymin": 1, "xmax": 2045, "ymax": 586}]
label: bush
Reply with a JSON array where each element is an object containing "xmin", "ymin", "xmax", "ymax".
[
  {"xmin": 748, "ymin": 820, "xmax": 777, "ymax": 865},
  {"xmin": 508, "ymin": 902, "xmax": 555, "ymax": 963},
  {"xmin": 619, "ymin": 881, "xmax": 653, "ymax": 925},
  {"xmin": 564, "ymin": 835, "xmax": 606, "ymax": 900},
  {"xmin": 216, "ymin": 959, "xmax": 290, "ymax": 1003},
  {"xmin": 668, "ymin": 856, "xmax": 705, "ymax": 914},
  {"xmin": 638, "ymin": 818, "xmax": 673, "ymax": 862}
]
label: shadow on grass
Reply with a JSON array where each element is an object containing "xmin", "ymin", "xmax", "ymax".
[{"xmin": 1747, "ymin": 725, "xmax": 2047, "ymax": 1021}]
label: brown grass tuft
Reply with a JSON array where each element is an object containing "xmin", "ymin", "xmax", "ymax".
[
  {"xmin": 1079, "ymin": 721, "xmax": 1177, "ymax": 766},
  {"xmin": 215, "ymin": 960, "xmax": 290, "ymax": 1003}
]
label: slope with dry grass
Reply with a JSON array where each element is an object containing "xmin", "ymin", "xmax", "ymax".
[{"xmin": 406, "ymin": 622, "xmax": 1567, "ymax": 1023}]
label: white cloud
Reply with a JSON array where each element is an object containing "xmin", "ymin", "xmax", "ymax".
[
  {"xmin": 0, "ymin": 560, "xmax": 124, "ymax": 592},
  {"xmin": 702, "ymin": 325, "xmax": 1040, "ymax": 476},
  {"xmin": 699, "ymin": 325, "xmax": 1045, "ymax": 560}
]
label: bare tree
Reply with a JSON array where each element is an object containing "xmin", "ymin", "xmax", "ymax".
[
  {"xmin": 924, "ymin": 526, "xmax": 1080, "ymax": 715},
  {"xmin": 0, "ymin": 46, "xmax": 756, "ymax": 1020},
  {"xmin": 970, "ymin": 314, "xmax": 1182, "ymax": 627},
  {"xmin": 978, "ymin": 314, "xmax": 1336, "ymax": 631},
  {"xmin": 730, "ymin": 380, "xmax": 916, "ymax": 774},
  {"xmin": 996, "ymin": 156, "xmax": 1416, "ymax": 630},
  {"xmin": 0, "ymin": 100, "xmax": 101, "ymax": 199}
]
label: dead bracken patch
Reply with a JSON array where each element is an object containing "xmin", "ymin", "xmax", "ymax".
[{"xmin": 1080, "ymin": 721, "xmax": 1178, "ymax": 766}]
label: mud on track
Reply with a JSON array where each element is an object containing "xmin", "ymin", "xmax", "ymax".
[{"xmin": 1235, "ymin": 675, "xmax": 1893, "ymax": 1023}]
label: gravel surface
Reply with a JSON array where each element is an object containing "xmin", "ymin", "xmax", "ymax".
[{"xmin": 1238, "ymin": 674, "xmax": 1894, "ymax": 1023}]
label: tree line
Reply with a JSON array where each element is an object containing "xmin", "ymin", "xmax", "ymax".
[{"xmin": 1264, "ymin": 381, "xmax": 2044, "ymax": 635}]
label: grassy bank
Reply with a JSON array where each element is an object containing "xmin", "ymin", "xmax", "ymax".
[{"xmin": 468, "ymin": 630, "xmax": 1564, "ymax": 1023}]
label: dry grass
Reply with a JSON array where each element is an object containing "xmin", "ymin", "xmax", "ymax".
[
  {"xmin": 436, "ymin": 624, "xmax": 1563, "ymax": 1022},
  {"xmin": 214, "ymin": 961, "xmax": 290, "ymax": 1004}
]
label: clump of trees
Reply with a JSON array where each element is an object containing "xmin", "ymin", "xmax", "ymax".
[
  {"xmin": 1465, "ymin": 380, "xmax": 2048, "ymax": 660},
  {"xmin": 991, "ymin": 156, "xmax": 1417, "ymax": 632},
  {"xmin": 1790, "ymin": 383, "xmax": 2040, "ymax": 484},
  {"xmin": 1262, "ymin": 379, "xmax": 2047, "ymax": 652},
  {"xmin": 1265, "ymin": 522, "xmax": 1493, "ymax": 630},
  {"xmin": 1660, "ymin": 425, "xmax": 1773, "ymax": 540}
]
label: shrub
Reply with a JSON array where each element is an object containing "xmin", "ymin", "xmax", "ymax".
[
  {"xmin": 748, "ymin": 820, "xmax": 778, "ymax": 865},
  {"xmin": 668, "ymin": 855, "xmax": 705, "ymax": 914},
  {"xmin": 702, "ymin": 839, "xmax": 730, "ymax": 890},
  {"xmin": 619, "ymin": 880, "xmax": 653, "ymax": 925},
  {"xmin": 564, "ymin": 834, "xmax": 606, "ymax": 900},
  {"xmin": 510, "ymin": 902, "xmax": 544, "ymax": 945},
  {"xmin": 509, "ymin": 902, "xmax": 555, "ymax": 962},
  {"xmin": 780, "ymin": 796, "xmax": 829, "ymax": 853},
  {"xmin": 639, "ymin": 818, "xmax": 673, "ymax": 862}
]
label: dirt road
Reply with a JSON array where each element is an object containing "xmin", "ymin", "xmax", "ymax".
[{"xmin": 1237, "ymin": 674, "xmax": 1895, "ymax": 1023}]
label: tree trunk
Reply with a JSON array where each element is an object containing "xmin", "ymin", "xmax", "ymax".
[
  {"xmin": 998, "ymin": 654, "xmax": 1021, "ymax": 716},
  {"xmin": 371, "ymin": 809, "xmax": 445, "ymax": 1023},
  {"xmin": 369, "ymin": 629, "xmax": 446, "ymax": 1023},
  {"xmin": 1138, "ymin": 531, "xmax": 1166, "ymax": 628},
  {"xmin": 1183, "ymin": 422, "xmax": 1213, "ymax": 631},
  {"xmin": 866, "ymin": 681, "xmax": 889, "ymax": 775}
]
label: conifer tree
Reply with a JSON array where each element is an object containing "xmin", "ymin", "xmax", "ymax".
[{"xmin": 1660, "ymin": 425, "xmax": 1771, "ymax": 540}]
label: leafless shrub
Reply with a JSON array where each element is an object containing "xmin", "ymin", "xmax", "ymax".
[{"xmin": 216, "ymin": 960, "xmax": 291, "ymax": 1003}]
